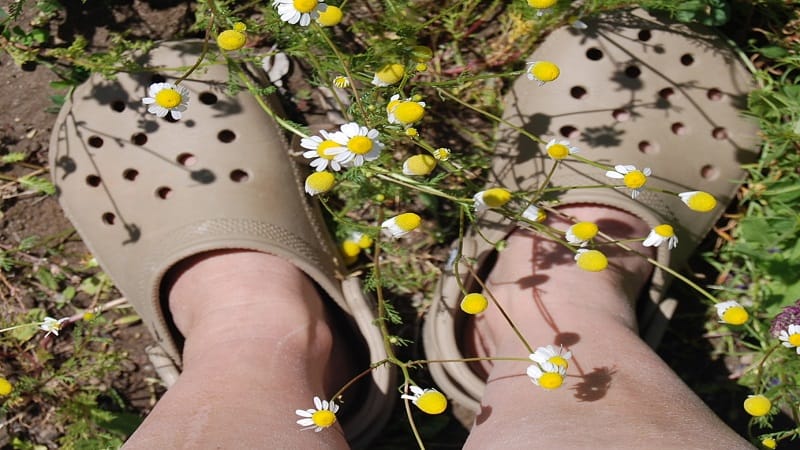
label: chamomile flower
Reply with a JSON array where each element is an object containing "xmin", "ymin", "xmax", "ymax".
[
  {"xmin": 317, "ymin": 4, "xmax": 342, "ymax": 26},
  {"xmin": 522, "ymin": 204, "xmax": 547, "ymax": 223},
  {"xmin": 433, "ymin": 147, "xmax": 451, "ymax": 161},
  {"xmin": 605, "ymin": 164, "xmax": 652, "ymax": 199},
  {"xmin": 460, "ymin": 293, "xmax": 488, "ymax": 315},
  {"xmin": 474, "ymin": 188, "xmax": 512, "ymax": 212},
  {"xmin": 341, "ymin": 240, "xmax": 361, "ymax": 265},
  {"xmin": 301, "ymin": 130, "xmax": 344, "ymax": 172},
  {"xmin": 565, "ymin": 221, "xmax": 598, "ymax": 247},
  {"xmin": 39, "ymin": 316, "xmax": 68, "ymax": 337},
  {"xmin": 761, "ymin": 437, "xmax": 777, "ymax": 449},
  {"xmin": 529, "ymin": 345, "xmax": 572, "ymax": 370},
  {"xmin": 0, "ymin": 377, "xmax": 13, "ymax": 396},
  {"xmin": 382, "ymin": 213, "xmax": 421, "ymax": 238},
  {"xmin": 296, "ymin": 396, "xmax": 339, "ymax": 431},
  {"xmin": 401, "ymin": 386, "xmax": 448, "ymax": 414},
  {"xmin": 328, "ymin": 122, "xmax": 384, "ymax": 167},
  {"xmin": 372, "ymin": 63, "xmax": 405, "ymax": 86},
  {"xmin": 217, "ymin": 22, "xmax": 247, "ymax": 51},
  {"xmin": 142, "ymin": 82, "xmax": 190, "ymax": 120},
  {"xmin": 273, "ymin": 0, "xmax": 327, "ymax": 26},
  {"xmin": 715, "ymin": 300, "xmax": 749, "ymax": 326},
  {"xmin": 778, "ymin": 324, "xmax": 800, "ymax": 354},
  {"xmin": 643, "ymin": 224, "xmax": 678, "ymax": 249},
  {"xmin": 743, "ymin": 395, "xmax": 772, "ymax": 417},
  {"xmin": 304, "ymin": 171, "xmax": 336, "ymax": 196},
  {"xmin": 350, "ymin": 231, "xmax": 373, "ymax": 249},
  {"xmin": 526, "ymin": 61, "xmax": 560, "ymax": 85},
  {"xmin": 527, "ymin": 0, "xmax": 557, "ymax": 9},
  {"xmin": 678, "ymin": 191, "xmax": 717, "ymax": 212},
  {"xmin": 332, "ymin": 76, "xmax": 349, "ymax": 88},
  {"xmin": 403, "ymin": 154, "xmax": 436, "ymax": 176},
  {"xmin": 386, "ymin": 94, "xmax": 426, "ymax": 125},
  {"xmin": 575, "ymin": 249, "xmax": 607, "ymax": 272},
  {"xmin": 545, "ymin": 139, "xmax": 578, "ymax": 160},
  {"xmin": 527, "ymin": 361, "xmax": 567, "ymax": 390}
]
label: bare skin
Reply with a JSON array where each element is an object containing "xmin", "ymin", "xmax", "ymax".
[
  {"xmin": 464, "ymin": 205, "xmax": 752, "ymax": 449},
  {"xmin": 123, "ymin": 251, "xmax": 349, "ymax": 450}
]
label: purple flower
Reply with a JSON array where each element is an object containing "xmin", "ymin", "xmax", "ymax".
[{"xmin": 770, "ymin": 299, "xmax": 800, "ymax": 338}]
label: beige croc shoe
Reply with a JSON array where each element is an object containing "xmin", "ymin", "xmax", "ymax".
[
  {"xmin": 422, "ymin": 8, "xmax": 760, "ymax": 416},
  {"xmin": 49, "ymin": 40, "xmax": 394, "ymax": 447}
]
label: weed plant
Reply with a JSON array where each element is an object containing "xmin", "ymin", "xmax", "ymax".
[{"xmin": 1, "ymin": 0, "xmax": 799, "ymax": 448}]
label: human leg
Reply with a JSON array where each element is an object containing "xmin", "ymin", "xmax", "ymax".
[
  {"xmin": 464, "ymin": 206, "xmax": 750, "ymax": 450},
  {"xmin": 125, "ymin": 250, "xmax": 350, "ymax": 449}
]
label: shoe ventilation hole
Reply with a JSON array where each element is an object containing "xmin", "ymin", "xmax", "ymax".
[
  {"xmin": 637, "ymin": 29, "xmax": 652, "ymax": 41},
  {"xmin": 701, "ymin": 164, "xmax": 720, "ymax": 180},
  {"xmin": 156, "ymin": 186, "xmax": 172, "ymax": 199},
  {"xmin": 712, "ymin": 127, "xmax": 728, "ymax": 140},
  {"xmin": 624, "ymin": 65, "xmax": 641, "ymax": 78},
  {"xmin": 230, "ymin": 169, "xmax": 250, "ymax": 182},
  {"xmin": 612, "ymin": 108, "xmax": 631, "ymax": 121},
  {"xmin": 671, "ymin": 122, "xmax": 688, "ymax": 135},
  {"xmin": 570, "ymin": 86, "xmax": 588, "ymax": 99},
  {"xmin": 680, "ymin": 54, "xmax": 694, "ymax": 66},
  {"xmin": 218, "ymin": 129, "xmax": 236, "ymax": 143},
  {"xmin": 131, "ymin": 133, "xmax": 148, "ymax": 146},
  {"xmin": 123, "ymin": 169, "xmax": 139, "ymax": 181},
  {"xmin": 88, "ymin": 136, "xmax": 104, "ymax": 148},
  {"xmin": 658, "ymin": 87, "xmax": 675, "ymax": 99},
  {"xmin": 150, "ymin": 74, "xmax": 166, "ymax": 84},
  {"xmin": 102, "ymin": 212, "xmax": 115, "ymax": 225},
  {"xmin": 586, "ymin": 48, "xmax": 603, "ymax": 61},
  {"xmin": 199, "ymin": 92, "xmax": 218, "ymax": 105},
  {"xmin": 177, "ymin": 153, "xmax": 197, "ymax": 166},
  {"xmin": 707, "ymin": 88, "xmax": 723, "ymax": 101},
  {"xmin": 559, "ymin": 125, "xmax": 579, "ymax": 139},
  {"xmin": 110, "ymin": 100, "xmax": 126, "ymax": 112},
  {"xmin": 638, "ymin": 140, "xmax": 660, "ymax": 154},
  {"xmin": 85, "ymin": 175, "xmax": 101, "ymax": 187}
]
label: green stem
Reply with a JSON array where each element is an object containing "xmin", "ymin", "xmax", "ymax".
[{"xmin": 312, "ymin": 23, "xmax": 369, "ymax": 125}]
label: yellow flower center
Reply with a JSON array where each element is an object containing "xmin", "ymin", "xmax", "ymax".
[
  {"xmin": 395, "ymin": 213, "xmax": 421, "ymax": 231},
  {"xmin": 761, "ymin": 437, "xmax": 777, "ymax": 449},
  {"xmin": 217, "ymin": 29, "xmax": 246, "ymax": 51},
  {"xmin": 341, "ymin": 241, "xmax": 360, "ymax": 265},
  {"xmin": 311, "ymin": 409, "xmax": 336, "ymax": 428},
  {"xmin": 317, "ymin": 5, "xmax": 343, "ymax": 26},
  {"xmin": 154, "ymin": 88, "xmax": 182, "ymax": 109},
  {"xmin": 405, "ymin": 127, "xmax": 418, "ymax": 137},
  {"xmin": 394, "ymin": 102, "xmax": 425, "ymax": 124},
  {"xmin": 375, "ymin": 63, "xmax": 405, "ymax": 85},
  {"xmin": 316, "ymin": 140, "xmax": 340, "ymax": 160},
  {"xmin": 460, "ymin": 293, "xmax": 488, "ymax": 315},
  {"xmin": 82, "ymin": 311, "xmax": 96, "ymax": 321},
  {"xmin": 386, "ymin": 99, "xmax": 401, "ymax": 114},
  {"xmin": 433, "ymin": 148, "xmax": 451, "ymax": 161},
  {"xmin": 722, "ymin": 306, "xmax": 749, "ymax": 326},
  {"xmin": 530, "ymin": 61, "xmax": 560, "ymax": 83},
  {"xmin": 306, "ymin": 171, "xmax": 335, "ymax": 194},
  {"xmin": 482, "ymin": 188, "xmax": 512, "ymax": 208},
  {"xmin": 549, "ymin": 356, "xmax": 568, "ymax": 368},
  {"xmin": 0, "ymin": 377, "xmax": 12, "ymax": 396},
  {"xmin": 571, "ymin": 222, "xmax": 598, "ymax": 241},
  {"xmin": 357, "ymin": 235, "xmax": 373, "ymax": 248},
  {"xmin": 653, "ymin": 224, "xmax": 674, "ymax": 237},
  {"xmin": 789, "ymin": 333, "xmax": 800, "ymax": 347},
  {"xmin": 686, "ymin": 192, "xmax": 717, "ymax": 212},
  {"xmin": 416, "ymin": 391, "xmax": 448, "ymax": 414},
  {"xmin": 347, "ymin": 136, "xmax": 373, "ymax": 155},
  {"xmin": 333, "ymin": 76, "xmax": 349, "ymax": 88},
  {"xmin": 538, "ymin": 372, "xmax": 564, "ymax": 390},
  {"xmin": 293, "ymin": 0, "xmax": 318, "ymax": 13},
  {"xmin": 576, "ymin": 250, "xmax": 608, "ymax": 272},
  {"xmin": 622, "ymin": 170, "xmax": 648, "ymax": 189},
  {"xmin": 743, "ymin": 395, "xmax": 771, "ymax": 417},
  {"xmin": 527, "ymin": 0, "xmax": 557, "ymax": 8},
  {"xmin": 405, "ymin": 154, "xmax": 436, "ymax": 176},
  {"xmin": 547, "ymin": 143, "xmax": 570, "ymax": 159}
]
